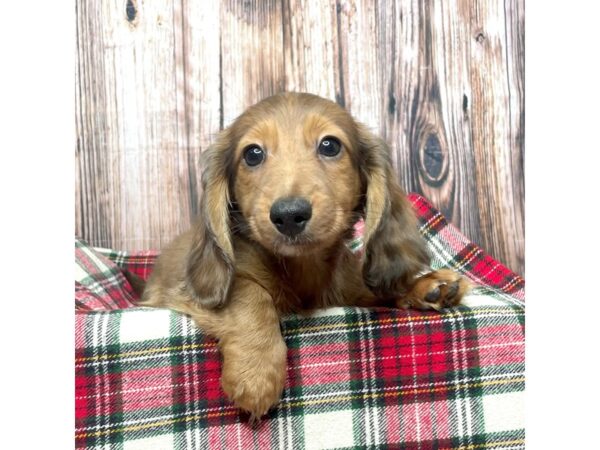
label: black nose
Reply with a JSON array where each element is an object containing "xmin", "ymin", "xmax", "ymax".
[{"xmin": 270, "ymin": 197, "xmax": 312, "ymax": 237}]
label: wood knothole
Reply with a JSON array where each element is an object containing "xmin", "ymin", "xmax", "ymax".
[
  {"xmin": 126, "ymin": 0, "xmax": 137, "ymax": 24},
  {"xmin": 419, "ymin": 132, "xmax": 449, "ymax": 187}
]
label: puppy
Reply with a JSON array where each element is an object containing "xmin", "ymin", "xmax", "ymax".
[{"xmin": 139, "ymin": 92, "xmax": 469, "ymax": 420}]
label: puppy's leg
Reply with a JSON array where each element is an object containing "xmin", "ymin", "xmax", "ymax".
[
  {"xmin": 397, "ymin": 269, "xmax": 471, "ymax": 311},
  {"xmin": 215, "ymin": 279, "xmax": 287, "ymax": 421}
]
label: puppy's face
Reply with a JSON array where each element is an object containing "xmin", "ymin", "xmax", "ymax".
[{"xmin": 230, "ymin": 94, "xmax": 362, "ymax": 257}]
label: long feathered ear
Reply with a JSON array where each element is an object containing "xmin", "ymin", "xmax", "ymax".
[
  {"xmin": 185, "ymin": 128, "xmax": 235, "ymax": 308},
  {"xmin": 358, "ymin": 124, "xmax": 430, "ymax": 298}
]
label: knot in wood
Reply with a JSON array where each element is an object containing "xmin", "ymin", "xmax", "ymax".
[
  {"xmin": 419, "ymin": 132, "xmax": 448, "ymax": 187},
  {"xmin": 126, "ymin": 0, "xmax": 137, "ymax": 23}
]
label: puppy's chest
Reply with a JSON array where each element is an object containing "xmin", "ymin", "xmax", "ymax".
[{"xmin": 276, "ymin": 258, "xmax": 341, "ymax": 310}]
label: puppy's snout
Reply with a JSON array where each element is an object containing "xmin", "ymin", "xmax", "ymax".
[{"xmin": 269, "ymin": 197, "xmax": 312, "ymax": 237}]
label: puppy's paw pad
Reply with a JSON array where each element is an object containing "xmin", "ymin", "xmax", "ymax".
[
  {"xmin": 401, "ymin": 270, "xmax": 470, "ymax": 311},
  {"xmin": 443, "ymin": 281, "xmax": 460, "ymax": 305},
  {"xmin": 424, "ymin": 286, "xmax": 441, "ymax": 303}
]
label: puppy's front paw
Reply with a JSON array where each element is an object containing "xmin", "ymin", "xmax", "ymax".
[
  {"xmin": 221, "ymin": 341, "xmax": 287, "ymax": 422},
  {"xmin": 397, "ymin": 269, "xmax": 470, "ymax": 311}
]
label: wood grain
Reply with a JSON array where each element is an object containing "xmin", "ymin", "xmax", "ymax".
[
  {"xmin": 221, "ymin": 0, "xmax": 285, "ymax": 125},
  {"xmin": 282, "ymin": 0, "xmax": 342, "ymax": 101},
  {"xmin": 76, "ymin": 0, "xmax": 525, "ymax": 274}
]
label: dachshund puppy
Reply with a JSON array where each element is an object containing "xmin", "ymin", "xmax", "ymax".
[{"xmin": 139, "ymin": 92, "xmax": 469, "ymax": 420}]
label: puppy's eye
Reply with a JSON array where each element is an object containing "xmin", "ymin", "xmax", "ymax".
[
  {"xmin": 243, "ymin": 145, "xmax": 265, "ymax": 167},
  {"xmin": 318, "ymin": 136, "xmax": 342, "ymax": 158}
]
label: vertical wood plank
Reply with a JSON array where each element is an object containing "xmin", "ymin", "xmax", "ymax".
[
  {"xmin": 175, "ymin": 0, "xmax": 222, "ymax": 216},
  {"xmin": 467, "ymin": 0, "xmax": 525, "ymax": 273},
  {"xmin": 416, "ymin": 0, "xmax": 483, "ymax": 246},
  {"xmin": 76, "ymin": 0, "xmax": 123, "ymax": 248},
  {"xmin": 113, "ymin": 0, "xmax": 190, "ymax": 249},
  {"xmin": 220, "ymin": 0, "xmax": 285, "ymax": 126},
  {"xmin": 282, "ymin": 0, "xmax": 341, "ymax": 101},
  {"xmin": 337, "ymin": 0, "xmax": 384, "ymax": 130},
  {"xmin": 375, "ymin": 0, "xmax": 421, "ymax": 185},
  {"xmin": 503, "ymin": 0, "xmax": 525, "ymax": 273}
]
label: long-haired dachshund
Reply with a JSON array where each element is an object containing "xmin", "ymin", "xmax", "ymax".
[{"xmin": 139, "ymin": 92, "xmax": 469, "ymax": 420}]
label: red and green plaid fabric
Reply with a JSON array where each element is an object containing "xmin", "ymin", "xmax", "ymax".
[{"xmin": 75, "ymin": 194, "xmax": 525, "ymax": 450}]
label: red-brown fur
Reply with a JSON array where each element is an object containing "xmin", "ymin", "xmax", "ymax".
[{"xmin": 139, "ymin": 93, "xmax": 469, "ymax": 420}]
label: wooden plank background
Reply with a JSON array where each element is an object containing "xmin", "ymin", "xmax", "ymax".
[{"xmin": 76, "ymin": 0, "xmax": 525, "ymax": 275}]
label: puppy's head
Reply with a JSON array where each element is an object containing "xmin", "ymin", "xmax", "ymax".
[
  {"xmin": 230, "ymin": 93, "xmax": 364, "ymax": 256},
  {"xmin": 189, "ymin": 92, "xmax": 428, "ymax": 307}
]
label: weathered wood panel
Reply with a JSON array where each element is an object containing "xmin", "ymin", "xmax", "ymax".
[
  {"xmin": 221, "ymin": 0, "xmax": 286, "ymax": 124},
  {"xmin": 75, "ymin": 0, "xmax": 525, "ymax": 274}
]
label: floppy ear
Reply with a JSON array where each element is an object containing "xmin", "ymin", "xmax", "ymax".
[
  {"xmin": 185, "ymin": 129, "xmax": 235, "ymax": 308},
  {"xmin": 358, "ymin": 124, "xmax": 430, "ymax": 298}
]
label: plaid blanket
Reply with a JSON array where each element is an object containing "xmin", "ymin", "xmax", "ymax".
[{"xmin": 75, "ymin": 194, "xmax": 524, "ymax": 450}]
